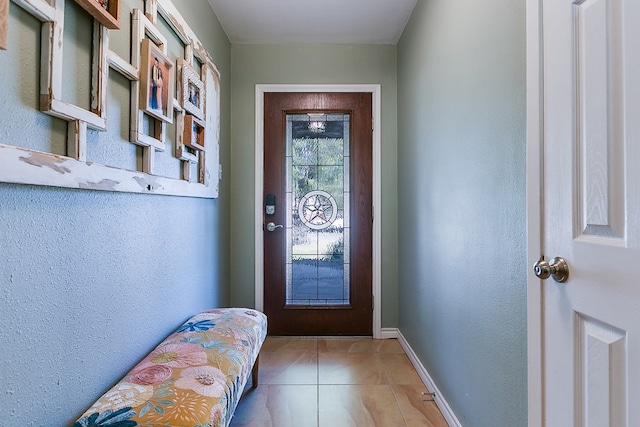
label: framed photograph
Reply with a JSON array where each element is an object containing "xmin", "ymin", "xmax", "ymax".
[
  {"xmin": 183, "ymin": 115, "xmax": 205, "ymax": 151},
  {"xmin": 179, "ymin": 59, "xmax": 205, "ymax": 120},
  {"xmin": 73, "ymin": 0, "xmax": 121, "ymax": 30},
  {"xmin": 139, "ymin": 39, "xmax": 175, "ymax": 124}
]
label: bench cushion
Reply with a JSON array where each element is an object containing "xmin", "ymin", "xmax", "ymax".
[{"xmin": 73, "ymin": 308, "xmax": 267, "ymax": 427}]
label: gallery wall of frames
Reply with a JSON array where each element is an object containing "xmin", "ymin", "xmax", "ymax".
[{"xmin": 0, "ymin": 0, "xmax": 221, "ymax": 198}]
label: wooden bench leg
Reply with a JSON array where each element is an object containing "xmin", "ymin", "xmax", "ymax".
[{"xmin": 251, "ymin": 355, "xmax": 260, "ymax": 388}]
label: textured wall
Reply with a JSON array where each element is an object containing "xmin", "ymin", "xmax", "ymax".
[
  {"xmin": 230, "ymin": 44, "xmax": 399, "ymax": 328},
  {"xmin": 0, "ymin": 1, "xmax": 231, "ymax": 425},
  {"xmin": 396, "ymin": 0, "xmax": 527, "ymax": 425}
]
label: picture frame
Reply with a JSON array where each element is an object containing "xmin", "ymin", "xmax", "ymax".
[
  {"xmin": 179, "ymin": 59, "xmax": 205, "ymax": 120},
  {"xmin": 183, "ymin": 114, "xmax": 205, "ymax": 151},
  {"xmin": 73, "ymin": 0, "xmax": 121, "ymax": 30},
  {"xmin": 0, "ymin": 0, "xmax": 8, "ymax": 50},
  {"xmin": 139, "ymin": 39, "xmax": 175, "ymax": 124}
]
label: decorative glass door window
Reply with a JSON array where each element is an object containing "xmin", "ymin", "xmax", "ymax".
[{"xmin": 285, "ymin": 113, "xmax": 350, "ymax": 306}]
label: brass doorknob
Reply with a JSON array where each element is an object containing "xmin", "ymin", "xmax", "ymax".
[{"xmin": 533, "ymin": 256, "xmax": 569, "ymax": 283}]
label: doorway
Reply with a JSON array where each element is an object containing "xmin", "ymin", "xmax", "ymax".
[
  {"xmin": 264, "ymin": 92, "xmax": 371, "ymax": 335},
  {"xmin": 254, "ymin": 85, "xmax": 382, "ymax": 337}
]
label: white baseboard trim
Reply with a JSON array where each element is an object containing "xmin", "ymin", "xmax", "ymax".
[
  {"xmin": 397, "ymin": 330, "xmax": 462, "ymax": 427},
  {"xmin": 379, "ymin": 327, "xmax": 398, "ymax": 339}
]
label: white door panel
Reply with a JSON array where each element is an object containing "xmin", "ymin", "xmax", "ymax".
[{"xmin": 540, "ymin": 0, "xmax": 640, "ymax": 425}]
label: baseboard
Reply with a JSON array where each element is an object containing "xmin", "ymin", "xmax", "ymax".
[
  {"xmin": 379, "ymin": 327, "xmax": 398, "ymax": 339},
  {"xmin": 397, "ymin": 330, "xmax": 462, "ymax": 427}
]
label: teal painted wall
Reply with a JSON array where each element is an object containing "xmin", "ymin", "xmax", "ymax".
[
  {"xmin": 396, "ymin": 0, "xmax": 528, "ymax": 425},
  {"xmin": 0, "ymin": 1, "xmax": 231, "ymax": 424},
  {"xmin": 230, "ymin": 44, "xmax": 399, "ymax": 328}
]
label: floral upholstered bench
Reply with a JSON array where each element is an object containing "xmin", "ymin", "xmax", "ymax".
[{"xmin": 72, "ymin": 308, "xmax": 267, "ymax": 427}]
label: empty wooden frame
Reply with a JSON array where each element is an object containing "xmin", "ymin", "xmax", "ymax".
[{"xmin": 73, "ymin": 0, "xmax": 120, "ymax": 29}]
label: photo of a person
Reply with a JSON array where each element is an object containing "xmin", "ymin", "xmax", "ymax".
[
  {"xmin": 150, "ymin": 57, "xmax": 164, "ymax": 112},
  {"xmin": 183, "ymin": 115, "xmax": 205, "ymax": 150},
  {"xmin": 192, "ymin": 123, "xmax": 199, "ymax": 146},
  {"xmin": 188, "ymin": 83, "xmax": 200, "ymax": 108},
  {"xmin": 180, "ymin": 59, "xmax": 205, "ymax": 120},
  {"xmin": 140, "ymin": 39, "xmax": 174, "ymax": 123}
]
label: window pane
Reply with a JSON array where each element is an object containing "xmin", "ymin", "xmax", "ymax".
[{"xmin": 285, "ymin": 113, "xmax": 351, "ymax": 306}]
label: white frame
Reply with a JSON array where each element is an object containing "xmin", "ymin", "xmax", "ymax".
[
  {"xmin": 130, "ymin": 7, "xmax": 168, "ymax": 158},
  {"xmin": 254, "ymin": 84, "xmax": 383, "ymax": 338},
  {"xmin": 0, "ymin": 0, "xmax": 220, "ymax": 198},
  {"xmin": 179, "ymin": 58, "xmax": 205, "ymax": 120},
  {"xmin": 155, "ymin": 0, "xmax": 220, "ymax": 190},
  {"xmin": 526, "ymin": 0, "xmax": 544, "ymax": 423}
]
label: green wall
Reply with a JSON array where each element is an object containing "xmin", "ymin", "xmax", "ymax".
[
  {"xmin": 0, "ymin": 1, "xmax": 231, "ymax": 424},
  {"xmin": 230, "ymin": 44, "xmax": 399, "ymax": 328},
  {"xmin": 397, "ymin": 0, "xmax": 527, "ymax": 425}
]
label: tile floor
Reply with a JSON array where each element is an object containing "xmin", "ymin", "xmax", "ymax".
[{"xmin": 230, "ymin": 337, "xmax": 448, "ymax": 427}]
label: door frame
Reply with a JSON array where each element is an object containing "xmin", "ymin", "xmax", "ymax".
[
  {"xmin": 254, "ymin": 84, "xmax": 382, "ymax": 338},
  {"xmin": 526, "ymin": 0, "xmax": 544, "ymax": 424}
]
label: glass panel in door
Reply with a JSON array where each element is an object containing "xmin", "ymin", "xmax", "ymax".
[{"xmin": 285, "ymin": 113, "xmax": 350, "ymax": 306}]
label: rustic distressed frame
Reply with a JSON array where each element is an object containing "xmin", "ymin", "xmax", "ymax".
[
  {"xmin": 156, "ymin": 0, "xmax": 221, "ymax": 186},
  {"xmin": 73, "ymin": 0, "xmax": 120, "ymax": 29},
  {"xmin": 179, "ymin": 58, "xmax": 205, "ymax": 120},
  {"xmin": 0, "ymin": 0, "xmax": 221, "ymax": 198},
  {"xmin": 130, "ymin": 7, "xmax": 168, "ymax": 167}
]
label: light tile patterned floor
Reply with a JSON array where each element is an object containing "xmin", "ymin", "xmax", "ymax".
[{"xmin": 230, "ymin": 337, "xmax": 448, "ymax": 427}]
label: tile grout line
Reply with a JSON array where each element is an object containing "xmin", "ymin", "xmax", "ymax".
[
  {"xmin": 388, "ymin": 377, "xmax": 410, "ymax": 427},
  {"xmin": 236, "ymin": 338, "xmax": 448, "ymax": 426},
  {"xmin": 380, "ymin": 354, "xmax": 406, "ymax": 426}
]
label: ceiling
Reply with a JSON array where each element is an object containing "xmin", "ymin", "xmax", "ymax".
[{"xmin": 207, "ymin": 0, "xmax": 418, "ymax": 45}]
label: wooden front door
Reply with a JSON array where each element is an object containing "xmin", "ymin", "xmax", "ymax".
[
  {"xmin": 536, "ymin": 0, "xmax": 640, "ymax": 423},
  {"xmin": 263, "ymin": 92, "xmax": 372, "ymax": 335}
]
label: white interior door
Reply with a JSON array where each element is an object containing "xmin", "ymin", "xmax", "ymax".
[{"xmin": 539, "ymin": 0, "xmax": 640, "ymax": 424}]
